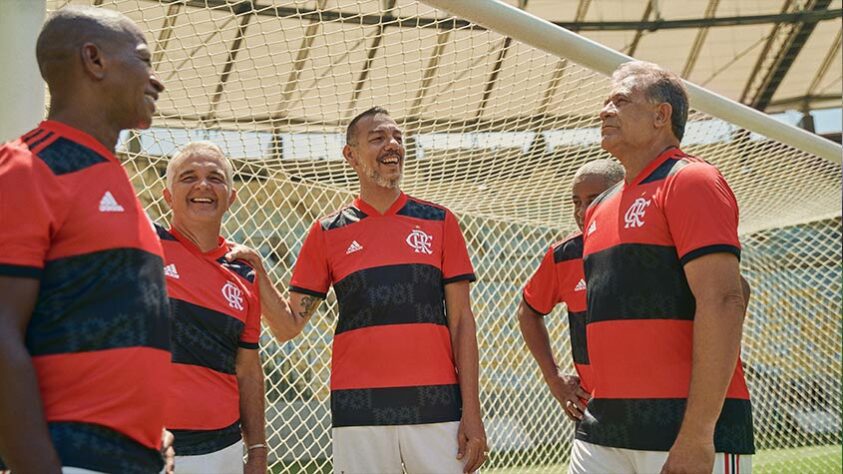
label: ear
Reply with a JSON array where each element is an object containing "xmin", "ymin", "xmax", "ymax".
[
  {"xmin": 80, "ymin": 42, "xmax": 107, "ymax": 80},
  {"xmin": 228, "ymin": 187, "xmax": 238, "ymax": 206},
  {"xmin": 163, "ymin": 187, "xmax": 173, "ymax": 207},
  {"xmin": 342, "ymin": 144, "xmax": 357, "ymax": 167},
  {"xmin": 654, "ymin": 102, "xmax": 673, "ymax": 130}
]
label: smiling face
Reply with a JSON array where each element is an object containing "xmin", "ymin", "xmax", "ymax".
[
  {"xmin": 164, "ymin": 151, "xmax": 235, "ymax": 227},
  {"xmin": 599, "ymin": 77, "xmax": 660, "ymax": 158},
  {"xmin": 105, "ymin": 22, "xmax": 165, "ymax": 130},
  {"xmin": 343, "ymin": 113, "xmax": 404, "ymax": 190}
]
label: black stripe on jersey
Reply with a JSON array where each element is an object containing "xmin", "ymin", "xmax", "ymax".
[
  {"xmin": 22, "ymin": 127, "xmax": 45, "ymax": 142},
  {"xmin": 36, "ymin": 136, "xmax": 108, "ymax": 175},
  {"xmin": 553, "ymin": 235, "xmax": 583, "ymax": 263},
  {"xmin": 443, "ymin": 273, "xmax": 476, "ymax": 285},
  {"xmin": 576, "ymin": 398, "xmax": 754, "ymax": 454},
  {"xmin": 584, "ymin": 243, "xmax": 695, "ymax": 323},
  {"xmin": 321, "ymin": 206, "xmax": 367, "ymax": 231},
  {"xmin": 680, "ymin": 244, "xmax": 741, "ymax": 266},
  {"xmin": 589, "ymin": 181, "xmax": 623, "ymax": 208},
  {"xmin": 170, "ymin": 298, "xmax": 245, "ymax": 375},
  {"xmin": 0, "ymin": 263, "xmax": 42, "ymax": 279},
  {"xmin": 154, "ymin": 223, "xmax": 178, "ymax": 241},
  {"xmin": 171, "ymin": 419, "xmax": 241, "ymax": 456},
  {"xmin": 332, "ymin": 384, "xmax": 462, "ymax": 427},
  {"xmin": 397, "ymin": 199, "xmax": 446, "ymax": 221},
  {"xmin": 0, "ymin": 421, "xmax": 163, "ymax": 473},
  {"xmin": 289, "ymin": 285, "xmax": 327, "ymax": 299},
  {"xmin": 568, "ymin": 310, "xmax": 589, "ymax": 364},
  {"xmin": 640, "ymin": 157, "xmax": 691, "ymax": 184},
  {"xmin": 217, "ymin": 257, "xmax": 256, "ymax": 284},
  {"xmin": 27, "ymin": 248, "xmax": 170, "ymax": 356},
  {"xmin": 239, "ymin": 340, "xmax": 259, "ymax": 349},
  {"xmin": 333, "ymin": 264, "xmax": 446, "ymax": 335},
  {"xmin": 27, "ymin": 131, "xmax": 55, "ymax": 150}
]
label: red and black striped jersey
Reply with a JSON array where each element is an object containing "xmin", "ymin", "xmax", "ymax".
[
  {"xmin": 581, "ymin": 147, "xmax": 754, "ymax": 454},
  {"xmin": 522, "ymin": 232, "xmax": 592, "ymax": 392},
  {"xmin": 156, "ymin": 225, "xmax": 261, "ymax": 455},
  {"xmin": 290, "ymin": 192, "xmax": 475, "ymax": 427},
  {"xmin": 0, "ymin": 121, "xmax": 171, "ymax": 472}
]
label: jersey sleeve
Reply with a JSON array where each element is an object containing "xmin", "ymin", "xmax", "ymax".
[
  {"xmin": 289, "ymin": 220, "xmax": 331, "ymax": 298},
  {"xmin": 238, "ymin": 276, "xmax": 262, "ymax": 349},
  {"xmin": 442, "ymin": 210, "xmax": 476, "ymax": 284},
  {"xmin": 522, "ymin": 246, "xmax": 560, "ymax": 315},
  {"xmin": 0, "ymin": 148, "xmax": 60, "ymax": 278},
  {"xmin": 664, "ymin": 163, "xmax": 741, "ymax": 265}
]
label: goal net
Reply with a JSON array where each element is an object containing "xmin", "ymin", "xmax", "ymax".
[{"xmin": 45, "ymin": 1, "xmax": 843, "ymax": 472}]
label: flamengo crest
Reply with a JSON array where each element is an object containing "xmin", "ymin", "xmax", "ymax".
[
  {"xmin": 624, "ymin": 197, "xmax": 651, "ymax": 229},
  {"xmin": 406, "ymin": 228, "xmax": 433, "ymax": 254},
  {"xmin": 222, "ymin": 281, "xmax": 244, "ymax": 311}
]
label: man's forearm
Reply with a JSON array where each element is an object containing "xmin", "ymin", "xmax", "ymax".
[
  {"xmin": 237, "ymin": 356, "xmax": 266, "ymax": 446},
  {"xmin": 453, "ymin": 312, "xmax": 482, "ymax": 417},
  {"xmin": 256, "ymin": 270, "xmax": 302, "ymax": 341},
  {"xmin": 517, "ymin": 302, "xmax": 559, "ymax": 382},
  {"xmin": 679, "ymin": 295, "xmax": 745, "ymax": 439},
  {"xmin": 0, "ymin": 338, "xmax": 61, "ymax": 472}
]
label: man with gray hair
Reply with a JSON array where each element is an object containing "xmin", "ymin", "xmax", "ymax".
[
  {"xmin": 519, "ymin": 159, "xmax": 624, "ymax": 427},
  {"xmin": 0, "ymin": 7, "xmax": 171, "ymax": 472},
  {"xmin": 575, "ymin": 61, "xmax": 755, "ymax": 473},
  {"xmin": 156, "ymin": 141, "xmax": 273, "ymax": 473}
]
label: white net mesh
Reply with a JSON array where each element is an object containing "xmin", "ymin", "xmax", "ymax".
[{"xmin": 47, "ymin": 1, "xmax": 843, "ymax": 472}]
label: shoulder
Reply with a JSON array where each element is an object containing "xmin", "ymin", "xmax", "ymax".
[
  {"xmin": 319, "ymin": 204, "xmax": 368, "ymax": 231},
  {"xmin": 153, "ymin": 223, "xmax": 177, "ymax": 241},
  {"xmin": 551, "ymin": 232, "xmax": 583, "ymax": 263},
  {"xmin": 397, "ymin": 195, "xmax": 448, "ymax": 221}
]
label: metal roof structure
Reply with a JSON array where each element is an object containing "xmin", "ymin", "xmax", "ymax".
[{"xmin": 52, "ymin": 0, "xmax": 841, "ymax": 134}]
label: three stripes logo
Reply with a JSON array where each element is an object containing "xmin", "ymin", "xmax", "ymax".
[
  {"xmin": 346, "ymin": 240, "xmax": 363, "ymax": 255},
  {"xmin": 99, "ymin": 191, "xmax": 125, "ymax": 213}
]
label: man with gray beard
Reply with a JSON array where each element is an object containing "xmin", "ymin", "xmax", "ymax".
[{"xmin": 280, "ymin": 107, "xmax": 487, "ymax": 473}]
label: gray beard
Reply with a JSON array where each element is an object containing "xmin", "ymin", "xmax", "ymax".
[{"xmin": 361, "ymin": 161, "xmax": 402, "ymax": 189}]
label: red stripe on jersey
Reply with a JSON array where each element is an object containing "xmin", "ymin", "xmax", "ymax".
[
  {"xmin": 165, "ymin": 363, "xmax": 240, "ymax": 431},
  {"xmin": 33, "ymin": 348, "xmax": 170, "ymax": 450},
  {"xmin": 588, "ymin": 320, "xmax": 750, "ymax": 399},
  {"xmin": 331, "ymin": 323, "xmax": 458, "ymax": 390}
]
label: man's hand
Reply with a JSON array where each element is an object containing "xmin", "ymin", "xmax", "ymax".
[
  {"xmin": 457, "ymin": 414, "xmax": 487, "ymax": 473},
  {"xmin": 161, "ymin": 429, "xmax": 175, "ymax": 474},
  {"xmin": 661, "ymin": 435, "xmax": 714, "ymax": 474},
  {"xmin": 245, "ymin": 446, "xmax": 268, "ymax": 474},
  {"xmin": 225, "ymin": 244, "xmax": 266, "ymax": 274},
  {"xmin": 546, "ymin": 373, "xmax": 590, "ymax": 421}
]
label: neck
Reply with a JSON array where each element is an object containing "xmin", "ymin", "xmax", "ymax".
[
  {"xmin": 617, "ymin": 136, "xmax": 680, "ymax": 183},
  {"xmin": 171, "ymin": 218, "xmax": 222, "ymax": 253},
  {"xmin": 359, "ymin": 183, "xmax": 402, "ymax": 214},
  {"xmin": 48, "ymin": 101, "xmax": 122, "ymax": 153}
]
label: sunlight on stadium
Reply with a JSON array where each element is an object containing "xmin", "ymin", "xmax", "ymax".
[{"xmin": 29, "ymin": 0, "xmax": 843, "ymax": 472}]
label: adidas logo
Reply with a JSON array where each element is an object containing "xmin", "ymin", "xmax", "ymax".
[
  {"xmin": 346, "ymin": 240, "xmax": 363, "ymax": 255},
  {"xmin": 99, "ymin": 191, "xmax": 124, "ymax": 213},
  {"xmin": 164, "ymin": 263, "xmax": 180, "ymax": 279},
  {"xmin": 574, "ymin": 278, "xmax": 586, "ymax": 292},
  {"xmin": 587, "ymin": 221, "xmax": 597, "ymax": 236}
]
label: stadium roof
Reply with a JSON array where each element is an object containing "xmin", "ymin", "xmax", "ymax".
[{"xmin": 49, "ymin": 0, "xmax": 841, "ymax": 132}]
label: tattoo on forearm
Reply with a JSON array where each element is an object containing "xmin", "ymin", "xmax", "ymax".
[{"xmin": 297, "ymin": 295, "xmax": 322, "ymax": 320}]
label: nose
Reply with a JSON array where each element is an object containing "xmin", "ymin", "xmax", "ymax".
[
  {"xmin": 599, "ymin": 102, "xmax": 614, "ymax": 121},
  {"xmin": 150, "ymin": 72, "xmax": 165, "ymax": 93}
]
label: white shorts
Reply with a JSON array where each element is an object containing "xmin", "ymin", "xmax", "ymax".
[
  {"xmin": 569, "ymin": 439, "xmax": 752, "ymax": 474},
  {"xmin": 173, "ymin": 439, "xmax": 243, "ymax": 474},
  {"xmin": 332, "ymin": 421, "xmax": 471, "ymax": 474}
]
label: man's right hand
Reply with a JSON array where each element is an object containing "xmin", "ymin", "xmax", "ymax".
[{"xmin": 546, "ymin": 373, "xmax": 590, "ymax": 421}]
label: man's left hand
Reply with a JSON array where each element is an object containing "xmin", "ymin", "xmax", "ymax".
[
  {"xmin": 457, "ymin": 415, "xmax": 487, "ymax": 473},
  {"xmin": 661, "ymin": 436, "xmax": 714, "ymax": 474}
]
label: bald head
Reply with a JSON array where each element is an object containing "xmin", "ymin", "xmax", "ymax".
[
  {"xmin": 573, "ymin": 159, "xmax": 625, "ymax": 186},
  {"xmin": 36, "ymin": 7, "xmax": 141, "ymax": 88}
]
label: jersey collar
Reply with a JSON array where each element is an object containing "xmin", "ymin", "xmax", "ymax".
[
  {"xmin": 627, "ymin": 145, "xmax": 682, "ymax": 187},
  {"xmin": 167, "ymin": 225, "xmax": 228, "ymax": 260},
  {"xmin": 353, "ymin": 191, "xmax": 408, "ymax": 216},
  {"xmin": 39, "ymin": 120, "xmax": 119, "ymax": 165}
]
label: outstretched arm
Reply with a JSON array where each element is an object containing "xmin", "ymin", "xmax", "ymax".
[
  {"xmin": 517, "ymin": 300, "xmax": 590, "ymax": 421},
  {"xmin": 226, "ymin": 244, "xmax": 304, "ymax": 342},
  {"xmin": 0, "ymin": 276, "xmax": 61, "ymax": 473}
]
